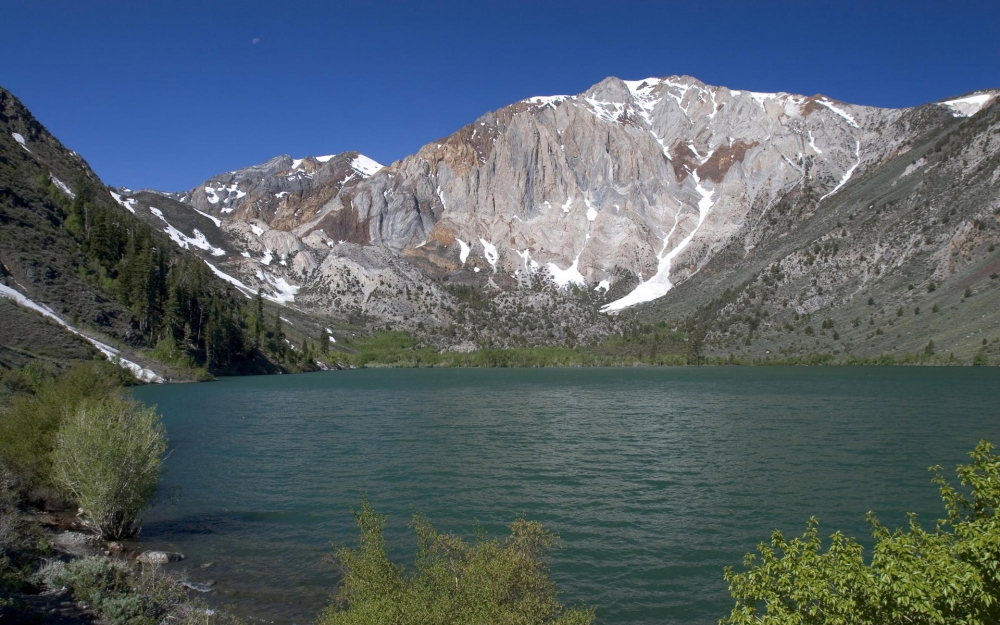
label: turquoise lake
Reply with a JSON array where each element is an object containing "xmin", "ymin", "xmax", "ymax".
[{"xmin": 133, "ymin": 367, "xmax": 1000, "ymax": 624}]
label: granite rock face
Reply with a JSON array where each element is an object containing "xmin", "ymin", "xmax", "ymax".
[
  {"xmin": 339, "ymin": 76, "xmax": 907, "ymax": 312},
  {"xmin": 146, "ymin": 76, "xmax": 997, "ymax": 328}
]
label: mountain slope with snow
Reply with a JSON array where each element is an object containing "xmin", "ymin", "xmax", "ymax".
[
  {"xmin": 0, "ymin": 86, "xmax": 294, "ymax": 377},
  {"xmin": 136, "ymin": 76, "xmax": 1000, "ymax": 360}
]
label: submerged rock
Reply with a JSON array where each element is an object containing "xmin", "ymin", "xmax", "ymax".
[
  {"xmin": 180, "ymin": 579, "xmax": 215, "ymax": 593},
  {"xmin": 137, "ymin": 550, "xmax": 184, "ymax": 564}
]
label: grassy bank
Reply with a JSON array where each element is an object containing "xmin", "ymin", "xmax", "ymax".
[
  {"xmin": 329, "ymin": 331, "xmax": 687, "ymax": 368},
  {"xmin": 325, "ymin": 331, "xmax": 995, "ymax": 369}
]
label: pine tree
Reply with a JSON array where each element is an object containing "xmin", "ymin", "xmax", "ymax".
[
  {"xmin": 271, "ymin": 310, "xmax": 286, "ymax": 358},
  {"xmin": 319, "ymin": 328, "xmax": 329, "ymax": 354},
  {"xmin": 251, "ymin": 290, "xmax": 265, "ymax": 347},
  {"xmin": 301, "ymin": 338, "xmax": 312, "ymax": 365}
]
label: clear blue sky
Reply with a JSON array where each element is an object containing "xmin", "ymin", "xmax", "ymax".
[{"xmin": 3, "ymin": 0, "xmax": 998, "ymax": 191}]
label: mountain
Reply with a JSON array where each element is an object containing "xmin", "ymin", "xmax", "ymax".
[
  {"xmin": 0, "ymin": 87, "xmax": 324, "ymax": 378},
  {"xmin": 130, "ymin": 75, "xmax": 999, "ymax": 362},
  {"xmin": 641, "ymin": 88, "xmax": 1000, "ymax": 361},
  {"xmin": 5, "ymin": 74, "xmax": 997, "ymax": 370}
]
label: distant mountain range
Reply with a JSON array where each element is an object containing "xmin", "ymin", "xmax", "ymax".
[{"xmin": 3, "ymin": 76, "xmax": 999, "ymax": 371}]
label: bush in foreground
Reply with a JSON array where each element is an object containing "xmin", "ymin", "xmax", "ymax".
[
  {"xmin": 319, "ymin": 499, "xmax": 593, "ymax": 625},
  {"xmin": 722, "ymin": 440, "xmax": 1000, "ymax": 624},
  {"xmin": 0, "ymin": 361, "xmax": 133, "ymax": 495},
  {"xmin": 41, "ymin": 556, "xmax": 242, "ymax": 625},
  {"xmin": 51, "ymin": 395, "xmax": 167, "ymax": 539}
]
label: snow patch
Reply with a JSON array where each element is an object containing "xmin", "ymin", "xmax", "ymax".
[
  {"xmin": 524, "ymin": 95, "xmax": 568, "ymax": 108},
  {"xmin": 595, "ymin": 280, "xmax": 610, "ymax": 292},
  {"xmin": 275, "ymin": 191, "xmax": 290, "ymax": 199},
  {"xmin": 351, "ymin": 154, "xmax": 384, "ymax": 177},
  {"xmin": 547, "ymin": 256, "xmax": 585, "ymax": 288},
  {"xmin": 516, "ymin": 249, "xmax": 540, "ymax": 273},
  {"xmin": 807, "ymin": 130, "xmax": 823, "ymax": 155},
  {"xmin": 165, "ymin": 225, "xmax": 225, "ymax": 256},
  {"xmin": 11, "ymin": 132, "xmax": 28, "ymax": 151},
  {"xmin": 479, "ymin": 238, "xmax": 499, "ymax": 270},
  {"xmin": 203, "ymin": 261, "xmax": 253, "ymax": 298},
  {"xmin": 817, "ymin": 99, "xmax": 859, "ymax": 128},
  {"xmin": 257, "ymin": 269, "xmax": 299, "ymax": 304},
  {"xmin": 584, "ymin": 98, "xmax": 628, "ymax": 124},
  {"xmin": 603, "ymin": 176, "xmax": 716, "ymax": 312},
  {"xmin": 940, "ymin": 93, "xmax": 997, "ymax": 117},
  {"xmin": 0, "ymin": 283, "xmax": 163, "ymax": 382},
  {"xmin": 819, "ymin": 140, "xmax": 861, "ymax": 201},
  {"xmin": 109, "ymin": 191, "xmax": 136, "ymax": 213},
  {"xmin": 250, "ymin": 224, "xmax": 264, "ymax": 237},
  {"xmin": 190, "ymin": 206, "xmax": 221, "ymax": 227},
  {"xmin": 456, "ymin": 239, "xmax": 471, "ymax": 264},
  {"xmin": 748, "ymin": 91, "xmax": 775, "ymax": 107},
  {"xmin": 219, "ymin": 183, "xmax": 245, "ymax": 201},
  {"xmin": 204, "ymin": 187, "xmax": 220, "ymax": 204},
  {"xmin": 623, "ymin": 79, "xmax": 674, "ymax": 155},
  {"xmin": 49, "ymin": 175, "xmax": 75, "ymax": 199},
  {"xmin": 149, "ymin": 207, "xmax": 224, "ymax": 256}
]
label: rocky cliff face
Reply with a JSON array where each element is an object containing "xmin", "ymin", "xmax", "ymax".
[
  {"xmin": 127, "ymin": 75, "xmax": 999, "ymax": 358},
  {"xmin": 348, "ymin": 76, "xmax": 909, "ymax": 310}
]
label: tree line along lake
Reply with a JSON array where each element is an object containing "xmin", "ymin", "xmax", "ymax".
[{"xmin": 133, "ymin": 366, "xmax": 1000, "ymax": 624}]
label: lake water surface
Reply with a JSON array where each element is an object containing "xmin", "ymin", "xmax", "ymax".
[{"xmin": 134, "ymin": 367, "xmax": 1000, "ymax": 624}]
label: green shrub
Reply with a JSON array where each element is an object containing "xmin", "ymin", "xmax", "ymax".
[
  {"xmin": 722, "ymin": 440, "xmax": 1000, "ymax": 624},
  {"xmin": 0, "ymin": 361, "xmax": 56, "ymax": 400},
  {"xmin": 51, "ymin": 396, "xmax": 166, "ymax": 539},
  {"xmin": 0, "ymin": 361, "xmax": 133, "ymax": 491},
  {"xmin": 44, "ymin": 557, "xmax": 136, "ymax": 608},
  {"xmin": 41, "ymin": 556, "xmax": 240, "ymax": 625},
  {"xmin": 318, "ymin": 499, "xmax": 594, "ymax": 625},
  {"xmin": 149, "ymin": 335, "xmax": 198, "ymax": 370}
]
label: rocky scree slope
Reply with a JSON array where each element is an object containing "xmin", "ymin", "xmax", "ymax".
[{"xmin": 138, "ymin": 76, "xmax": 999, "ymax": 357}]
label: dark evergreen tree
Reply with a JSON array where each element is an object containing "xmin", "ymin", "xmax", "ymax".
[{"xmin": 319, "ymin": 328, "xmax": 329, "ymax": 355}]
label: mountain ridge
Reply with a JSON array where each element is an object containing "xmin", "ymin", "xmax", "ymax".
[
  {"xmin": 4, "ymin": 73, "xmax": 999, "ymax": 370},
  {"xmin": 127, "ymin": 74, "xmax": 998, "ymax": 361}
]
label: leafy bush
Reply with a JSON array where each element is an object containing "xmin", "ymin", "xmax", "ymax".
[
  {"xmin": 318, "ymin": 499, "xmax": 593, "ymax": 625},
  {"xmin": 51, "ymin": 395, "xmax": 167, "ymax": 539},
  {"xmin": 0, "ymin": 361, "xmax": 132, "ymax": 494},
  {"xmin": 721, "ymin": 440, "xmax": 1000, "ymax": 624},
  {"xmin": 0, "ymin": 360, "xmax": 56, "ymax": 400}
]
